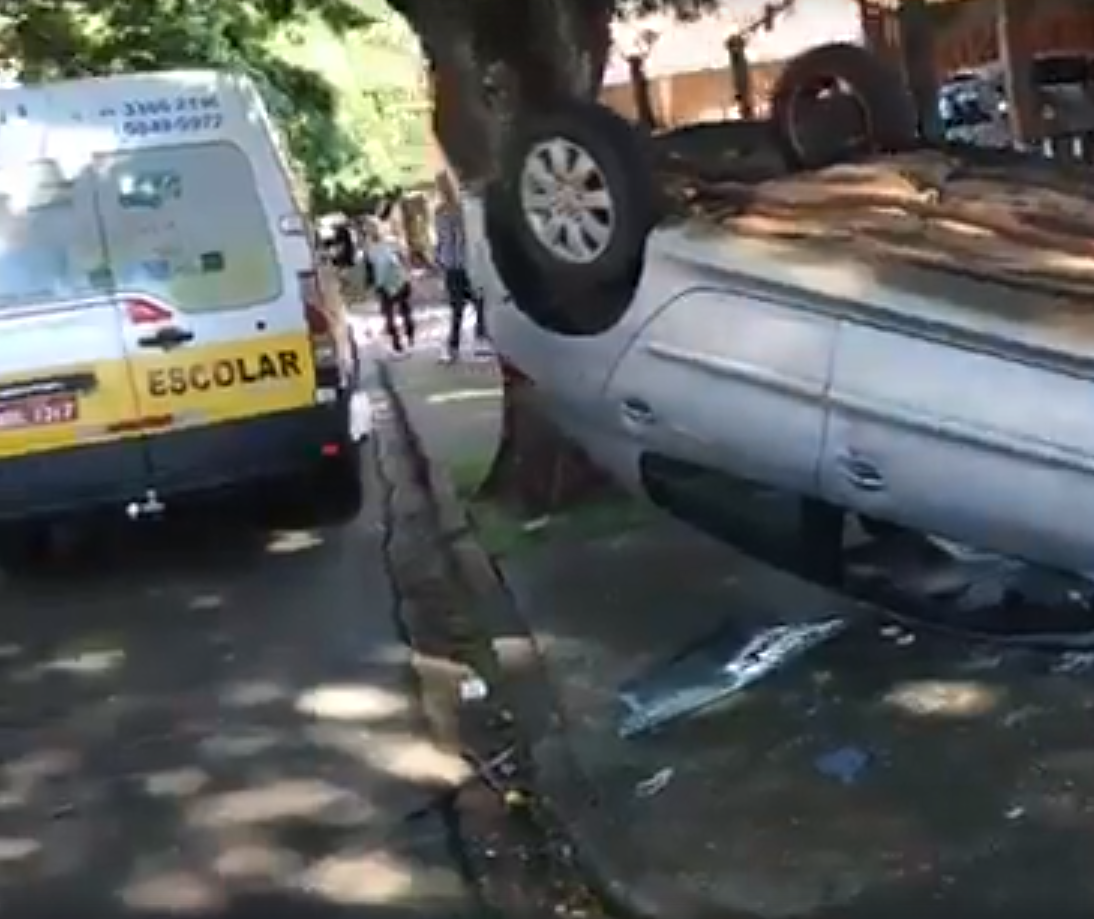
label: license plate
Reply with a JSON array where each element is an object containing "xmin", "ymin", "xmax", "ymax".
[{"xmin": 0, "ymin": 394, "xmax": 78, "ymax": 430}]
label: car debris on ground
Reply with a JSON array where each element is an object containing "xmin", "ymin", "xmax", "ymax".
[{"xmin": 618, "ymin": 615, "xmax": 850, "ymax": 738}]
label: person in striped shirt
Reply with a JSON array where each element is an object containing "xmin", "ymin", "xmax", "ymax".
[{"xmin": 434, "ymin": 172, "xmax": 487, "ymax": 363}]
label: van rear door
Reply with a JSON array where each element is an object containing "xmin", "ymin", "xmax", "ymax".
[
  {"xmin": 93, "ymin": 138, "xmax": 318, "ymax": 493},
  {"xmin": 0, "ymin": 142, "xmax": 149, "ymax": 521}
]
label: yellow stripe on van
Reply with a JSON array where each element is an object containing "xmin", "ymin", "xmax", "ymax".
[
  {"xmin": 0, "ymin": 358, "xmax": 141, "ymax": 460},
  {"xmin": 128, "ymin": 331, "xmax": 316, "ymax": 428},
  {"xmin": 0, "ymin": 333, "xmax": 317, "ymax": 461}
]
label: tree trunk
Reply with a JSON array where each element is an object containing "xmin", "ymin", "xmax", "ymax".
[
  {"xmin": 628, "ymin": 55, "xmax": 657, "ymax": 131},
  {"xmin": 726, "ymin": 35, "xmax": 754, "ymax": 120},
  {"xmin": 393, "ymin": 0, "xmax": 619, "ymax": 515},
  {"xmin": 898, "ymin": 0, "xmax": 941, "ymax": 142},
  {"xmin": 478, "ymin": 361, "xmax": 618, "ymax": 516},
  {"xmin": 397, "ymin": 0, "xmax": 612, "ymax": 181},
  {"xmin": 997, "ymin": 0, "xmax": 1040, "ymax": 147}
]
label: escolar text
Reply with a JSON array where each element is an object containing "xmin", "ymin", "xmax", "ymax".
[{"xmin": 147, "ymin": 351, "xmax": 303, "ymax": 397}]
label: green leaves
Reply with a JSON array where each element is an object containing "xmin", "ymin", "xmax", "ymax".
[
  {"xmin": 269, "ymin": 8, "xmax": 430, "ymax": 207},
  {"xmin": 1, "ymin": 0, "xmax": 429, "ymax": 210}
]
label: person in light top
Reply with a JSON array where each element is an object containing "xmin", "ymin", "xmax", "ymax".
[{"xmin": 362, "ymin": 217, "xmax": 416, "ymax": 355}]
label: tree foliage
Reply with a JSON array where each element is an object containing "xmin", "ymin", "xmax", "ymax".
[
  {"xmin": 0, "ymin": 0, "xmax": 431, "ymax": 211},
  {"xmin": 385, "ymin": 0, "xmax": 746, "ymax": 181}
]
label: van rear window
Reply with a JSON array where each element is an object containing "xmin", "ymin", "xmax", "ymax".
[
  {"xmin": 95, "ymin": 141, "xmax": 282, "ymax": 312},
  {"xmin": 0, "ymin": 160, "xmax": 107, "ymax": 309}
]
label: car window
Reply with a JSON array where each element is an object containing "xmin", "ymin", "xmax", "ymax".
[
  {"xmin": 95, "ymin": 141, "xmax": 282, "ymax": 313},
  {"xmin": 1033, "ymin": 55, "xmax": 1090, "ymax": 87},
  {"xmin": 0, "ymin": 159, "xmax": 109, "ymax": 310}
]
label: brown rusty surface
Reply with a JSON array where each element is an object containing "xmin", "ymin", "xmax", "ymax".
[{"xmin": 660, "ymin": 144, "xmax": 1094, "ymax": 301}]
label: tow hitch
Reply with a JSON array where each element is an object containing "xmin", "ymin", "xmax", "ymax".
[{"xmin": 125, "ymin": 489, "xmax": 165, "ymax": 520}]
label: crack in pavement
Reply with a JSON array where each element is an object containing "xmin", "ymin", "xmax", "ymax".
[{"xmin": 370, "ymin": 397, "xmax": 488, "ymax": 914}]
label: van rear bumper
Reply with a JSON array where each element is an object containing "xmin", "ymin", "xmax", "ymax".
[{"xmin": 0, "ymin": 402, "xmax": 353, "ymax": 525}]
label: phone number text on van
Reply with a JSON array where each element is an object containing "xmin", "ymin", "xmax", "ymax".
[
  {"xmin": 117, "ymin": 94, "xmax": 223, "ymax": 138},
  {"xmin": 122, "ymin": 95, "xmax": 220, "ymax": 117},
  {"xmin": 122, "ymin": 114, "xmax": 224, "ymax": 137}
]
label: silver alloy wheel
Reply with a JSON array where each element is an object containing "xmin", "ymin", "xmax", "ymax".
[{"xmin": 519, "ymin": 137, "xmax": 614, "ymax": 265}]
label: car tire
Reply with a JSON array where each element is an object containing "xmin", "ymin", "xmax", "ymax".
[
  {"xmin": 771, "ymin": 42, "xmax": 916, "ymax": 170},
  {"xmin": 490, "ymin": 98, "xmax": 655, "ymax": 295},
  {"xmin": 0, "ymin": 523, "xmax": 53, "ymax": 573},
  {"xmin": 485, "ymin": 180, "xmax": 640, "ymax": 336}
]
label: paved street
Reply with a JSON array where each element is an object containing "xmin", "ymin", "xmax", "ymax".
[{"xmin": 0, "ymin": 360, "xmax": 481, "ymax": 918}]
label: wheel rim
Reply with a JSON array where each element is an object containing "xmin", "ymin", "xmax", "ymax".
[{"xmin": 519, "ymin": 138, "xmax": 615, "ymax": 264}]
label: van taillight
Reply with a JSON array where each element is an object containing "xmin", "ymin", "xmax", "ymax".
[{"xmin": 299, "ymin": 271, "xmax": 338, "ymax": 372}]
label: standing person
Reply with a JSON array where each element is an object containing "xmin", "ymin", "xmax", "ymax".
[
  {"xmin": 433, "ymin": 172, "xmax": 486, "ymax": 363},
  {"xmin": 363, "ymin": 217, "xmax": 416, "ymax": 356}
]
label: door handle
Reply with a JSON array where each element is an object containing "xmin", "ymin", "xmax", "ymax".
[
  {"xmin": 839, "ymin": 453, "xmax": 885, "ymax": 492},
  {"xmin": 621, "ymin": 397, "xmax": 655, "ymax": 426},
  {"xmin": 137, "ymin": 326, "xmax": 194, "ymax": 350}
]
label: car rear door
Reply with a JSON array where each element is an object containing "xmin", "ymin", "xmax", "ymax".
[
  {"xmin": 0, "ymin": 96, "xmax": 148, "ymax": 521},
  {"xmin": 91, "ymin": 139, "xmax": 318, "ymax": 493}
]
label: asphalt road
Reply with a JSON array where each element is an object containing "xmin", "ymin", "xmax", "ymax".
[{"xmin": 0, "ymin": 380, "xmax": 479, "ymax": 918}]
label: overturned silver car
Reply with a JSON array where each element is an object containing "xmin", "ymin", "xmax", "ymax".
[{"xmin": 467, "ymin": 42, "xmax": 1094, "ymax": 590}]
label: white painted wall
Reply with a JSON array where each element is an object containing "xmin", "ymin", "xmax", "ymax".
[{"xmin": 603, "ymin": 0, "xmax": 864, "ymax": 86}]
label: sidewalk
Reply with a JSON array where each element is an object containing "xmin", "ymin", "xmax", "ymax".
[
  {"xmin": 382, "ymin": 347, "xmax": 1094, "ymax": 919},
  {"xmin": 379, "ymin": 346, "xmax": 502, "ymax": 496}
]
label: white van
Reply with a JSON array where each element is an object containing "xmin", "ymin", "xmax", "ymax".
[{"xmin": 0, "ymin": 70, "xmax": 365, "ymax": 556}]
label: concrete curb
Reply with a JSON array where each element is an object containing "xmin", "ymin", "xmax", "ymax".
[{"xmin": 377, "ymin": 358, "xmax": 708, "ymax": 919}]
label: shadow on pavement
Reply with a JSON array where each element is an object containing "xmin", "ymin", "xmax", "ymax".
[
  {"xmin": 378, "ymin": 332, "xmax": 1094, "ymax": 916},
  {"xmin": 0, "ymin": 485, "xmax": 476, "ymax": 917},
  {"xmin": 492, "ymin": 515, "xmax": 1094, "ymax": 918}
]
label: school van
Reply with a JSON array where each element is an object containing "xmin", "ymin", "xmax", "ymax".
[{"xmin": 0, "ymin": 70, "xmax": 366, "ymax": 556}]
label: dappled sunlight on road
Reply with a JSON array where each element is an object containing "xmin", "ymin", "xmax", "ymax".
[
  {"xmin": 0, "ymin": 839, "xmax": 41, "ymax": 865},
  {"xmin": 265, "ymin": 529, "xmax": 325, "ymax": 555},
  {"xmin": 220, "ymin": 679, "xmax": 288, "ymax": 709},
  {"xmin": 0, "ymin": 652, "xmax": 470, "ymax": 911},
  {"xmin": 300, "ymin": 849, "xmax": 417, "ymax": 905},
  {"xmin": 296, "ymin": 682, "xmax": 411, "ymax": 722},
  {"xmin": 188, "ymin": 778, "xmax": 371, "ymax": 829},
  {"xmin": 0, "ymin": 479, "xmax": 475, "ymax": 916},
  {"xmin": 358, "ymin": 732, "xmax": 471, "ymax": 788},
  {"xmin": 881, "ymin": 678, "xmax": 1003, "ymax": 718},
  {"xmin": 34, "ymin": 647, "xmax": 126, "ymax": 678},
  {"xmin": 120, "ymin": 868, "xmax": 226, "ymax": 914},
  {"xmin": 139, "ymin": 767, "xmax": 209, "ymax": 799}
]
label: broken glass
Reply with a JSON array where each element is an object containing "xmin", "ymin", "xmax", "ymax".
[{"xmin": 618, "ymin": 615, "xmax": 850, "ymax": 738}]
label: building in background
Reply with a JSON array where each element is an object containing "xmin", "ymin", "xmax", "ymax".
[
  {"xmin": 862, "ymin": 0, "xmax": 1094, "ymax": 77},
  {"xmin": 600, "ymin": 0, "xmax": 1094, "ymax": 133},
  {"xmin": 599, "ymin": 0, "xmax": 863, "ymax": 126}
]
